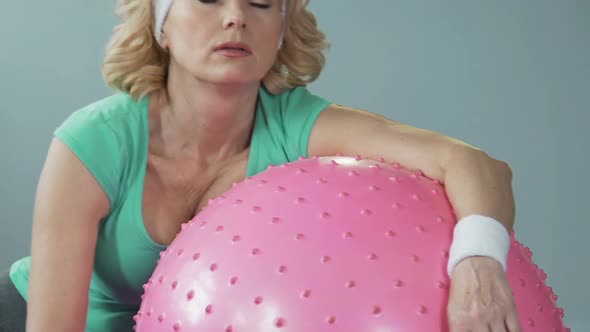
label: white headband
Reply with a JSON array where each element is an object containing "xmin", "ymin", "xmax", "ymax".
[
  {"xmin": 153, "ymin": 0, "xmax": 288, "ymax": 45},
  {"xmin": 154, "ymin": 0, "xmax": 173, "ymax": 43}
]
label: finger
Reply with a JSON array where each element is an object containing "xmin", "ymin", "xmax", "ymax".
[
  {"xmin": 477, "ymin": 326, "xmax": 491, "ymax": 332},
  {"xmin": 473, "ymin": 325, "xmax": 490, "ymax": 332},
  {"xmin": 505, "ymin": 313, "xmax": 523, "ymax": 332},
  {"xmin": 490, "ymin": 321, "xmax": 507, "ymax": 332},
  {"xmin": 448, "ymin": 322, "xmax": 466, "ymax": 332},
  {"xmin": 468, "ymin": 320, "xmax": 491, "ymax": 332},
  {"xmin": 468, "ymin": 322, "xmax": 490, "ymax": 332},
  {"xmin": 448, "ymin": 320, "xmax": 471, "ymax": 332}
]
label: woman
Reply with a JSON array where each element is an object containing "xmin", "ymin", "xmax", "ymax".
[{"xmin": 0, "ymin": 0, "xmax": 521, "ymax": 331}]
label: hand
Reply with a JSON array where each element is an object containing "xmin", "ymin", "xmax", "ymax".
[{"xmin": 447, "ymin": 257, "xmax": 522, "ymax": 332}]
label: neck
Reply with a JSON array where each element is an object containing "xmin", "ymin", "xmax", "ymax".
[{"xmin": 150, "ymin": 67, "xmax": 260, "ymax": 164}]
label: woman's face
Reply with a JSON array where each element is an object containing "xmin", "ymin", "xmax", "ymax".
[{"xmin": 161, "ymin": 0, "xmax": 285, "ymax": 85}]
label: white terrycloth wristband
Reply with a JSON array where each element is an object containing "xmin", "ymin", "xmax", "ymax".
[{"xmin": 447, "ymin": 215, "xmax": 511, "ymax": 276}]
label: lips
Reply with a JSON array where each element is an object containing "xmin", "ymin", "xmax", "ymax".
[{"xmin": 214, "ymin": 42, "xmax": 252, "ymax": 55}]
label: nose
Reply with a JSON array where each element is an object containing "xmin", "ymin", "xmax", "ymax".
[
  {"xmin": 223, "ymin": 4, "xmax": 247, "ymax": 30},
  {"xmin": 226, "ymin": 17, "xmax": 246, "ymax": 30}
]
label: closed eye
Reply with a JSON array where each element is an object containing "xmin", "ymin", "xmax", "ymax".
[
  {"xmin": 197, "ymin": 0, "xmax": 271, "ymax": 9},
  {"xmin": 250, "ymin": 2, "xmax": 271, "ymax": 9}
]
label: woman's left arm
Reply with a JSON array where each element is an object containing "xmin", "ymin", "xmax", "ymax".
[
  {"xmin": 308, "ymin": 104, "xmax": 522, "ymax": 332},
  {"xmin": 309, "ymin": 104, "xmax": 515, "ymax": 228}
]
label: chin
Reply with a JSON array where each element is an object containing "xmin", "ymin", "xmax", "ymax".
[{"xmin": 202, "ymin": 70, "xmax": 265, "ymax": 86}]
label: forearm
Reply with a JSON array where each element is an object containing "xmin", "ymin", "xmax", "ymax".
[
  {"xmin": 27, "ymin": 223, "xmax": 94, "ymax": 332},
  {"xmin": 442, "ymin": 145, "xmax": 516, "ymax": 232}
]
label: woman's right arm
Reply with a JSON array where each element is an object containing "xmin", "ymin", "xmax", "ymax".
[{"xmin": 26, "ymin": 138, "xmax": 110, "ymax": 332}]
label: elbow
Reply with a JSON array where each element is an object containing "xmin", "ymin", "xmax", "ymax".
[
  {"xmin": 484, "ymin": 152, "xmax": 514, "ymax": 182},
  {"xmin": 443, "ymin": 144, "xmax": 513, "ymax": 180},
  {"xmin": 495, "ymin": 158, "xmax": 513, "ymax": 181}
]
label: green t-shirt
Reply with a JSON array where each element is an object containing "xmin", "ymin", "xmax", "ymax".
[{"xmin": 9, "ymin": 85, "xmax": 331, "ymax": 332}]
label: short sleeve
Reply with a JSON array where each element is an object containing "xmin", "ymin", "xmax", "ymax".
[
  {"xmin": 276, "ymin": 86, "xmax": 332, "ymax": 160},
  {"xmin": 53, "ymin": 107, "xmax": 125, "ymax": 207}
]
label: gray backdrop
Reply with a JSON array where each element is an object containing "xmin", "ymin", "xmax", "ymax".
[{"xmin": 1, "ymin": 1, "xmax": 587, "ymax": 330}]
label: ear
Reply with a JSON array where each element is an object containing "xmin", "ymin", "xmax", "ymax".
[{"xmin": 159, "ymin": 29, "xmax": 170, "ymax": 50}]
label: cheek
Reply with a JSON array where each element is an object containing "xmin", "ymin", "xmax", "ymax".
[
  {"xmin": 170, "ymin": 28, "xmax": 210, "ymax": 61},
  {"xmin": 254, "ymin": 41, "xmax": 279, "ymax": 71},
  {"xmin": 255, "ymin": 25, "xmax": 283, "ymax": 56}
]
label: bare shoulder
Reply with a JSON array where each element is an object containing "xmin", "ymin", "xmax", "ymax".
[{"xmin": 38, "ymin": 137, "xmax": 111, "ymax": 220}]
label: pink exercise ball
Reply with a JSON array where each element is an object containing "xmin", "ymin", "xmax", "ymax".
[{"xmin": 134, "ymin": 156, "xmax": 568, "ymax": 332}]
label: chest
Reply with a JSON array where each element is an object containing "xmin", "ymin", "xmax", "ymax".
[{"xmin": 141, "ymin": 153, "xmax": 249, "ymax": 246}]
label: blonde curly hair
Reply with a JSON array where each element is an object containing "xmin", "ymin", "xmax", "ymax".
[{"xmin": 102, "ymin": 0, "xmax": 329, "ymax": 102}]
